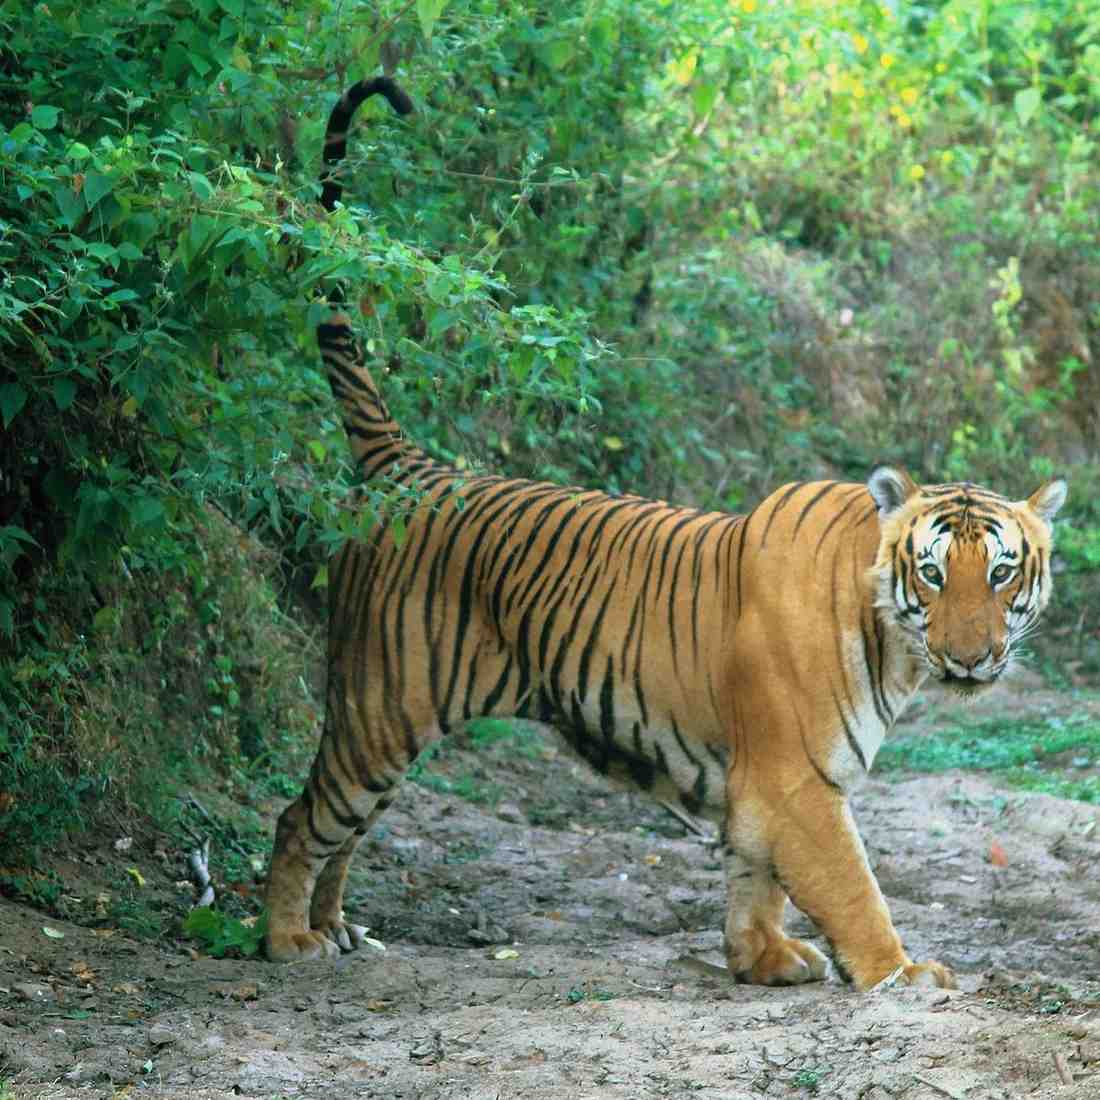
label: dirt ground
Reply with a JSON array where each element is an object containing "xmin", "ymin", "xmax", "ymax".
[{"xmin": 2, "ymin": 681, "xmax": 1099, "ymax": 1100}]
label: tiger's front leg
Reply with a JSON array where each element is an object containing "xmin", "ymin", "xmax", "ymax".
[{"xmin": 724, "ymin": 776, "xmax": 955, "ymax": 991}]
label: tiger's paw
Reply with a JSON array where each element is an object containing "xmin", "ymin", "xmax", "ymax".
[
  {"xmin": 266, "ymin": 928, "xmax": 342, "ymax": 963},
  {"xmin": 728, "ymin": 932, "xmax": 829, "ymax": 986},
  {"xmin": 863, "ymin": 959, "xmax": 957, "ymax": 991},
  {"xmin": 900, "ymin": 960, "xmax": 956, "ymax": 989},
  {"xmin": 313, "ymin": 918, "xmax": 368, "ymax": 954}
]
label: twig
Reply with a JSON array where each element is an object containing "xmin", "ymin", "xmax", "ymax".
[
  {"xmin": 187, "ymin": 838, "xmax": 215, "ymax": 910},
  {"xmin": 910, "ymin": 1074, "xmax": 966, "ymax": 1099},
  {"xmin": 624, "ymin": 977, "xmax": 665, "ymax": 993},
  {"xmin": 1054, "ymin": 1052, "xmax": 1075, "ymax": 1087},
  {"xmin": 869, "ymin": 966, "xmax": 905, "ymax": 992},
  {"xmin": 183, "ymin": 793, "xmax": 251, "ymax": 857},
  {"xmin": 659, "ymin": 800, "xmax": 709, "ymax": 838}
]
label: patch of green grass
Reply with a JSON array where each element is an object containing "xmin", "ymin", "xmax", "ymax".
[
  {"xmin": 566, "ymin": 985, "xmax": 617, "ymax": 1004},
  {"xmin": 794, "ymin": 1067, "xmax": 825, "ymax": 1093},
  {"xmin": 407, "ymin": 719, "xmax": 545, "ymax": 805},
  {"xmin": 443, "ymin": 841, "xmax": 489, "ymax": 864},
  {"xmin": 878, "ymin": 715, "xmax": 1100, "ymax": 803}
]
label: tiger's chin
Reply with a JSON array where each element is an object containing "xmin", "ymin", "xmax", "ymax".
[{"xmin": 937, "ymin": 670, "xmax": 999, "ymax": 698}]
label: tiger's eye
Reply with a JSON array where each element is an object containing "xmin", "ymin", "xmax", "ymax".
[
  {"xmin": 919, "ymin": 564, "xmax": 943, "ymax": 586},
  {"xmin": 990, "ymin": 564, "xmax": 1014, "ymax": 584}
]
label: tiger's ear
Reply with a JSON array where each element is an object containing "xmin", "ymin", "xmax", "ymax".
[
  {"xmin": 868, "ymin": 466, "xmax": 919, "ymax": 517},
  {"xmin": 1024, "ymin": 477, "xmax": 1067, "ymax": 525}
]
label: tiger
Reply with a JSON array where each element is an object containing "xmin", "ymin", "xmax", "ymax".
[{"xmin": 264, "ymin": 78, "xmax": 1068, "ymax": 991}]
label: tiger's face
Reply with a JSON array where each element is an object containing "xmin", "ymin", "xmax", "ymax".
[{"xmin": 868, "ymin": 467, "xmax": 1067, "ymax": 695}]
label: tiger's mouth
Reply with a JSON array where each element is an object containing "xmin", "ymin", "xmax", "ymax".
[{"xmin": 937, "ymin": 668, "xmax": 998, "ymax": 696}]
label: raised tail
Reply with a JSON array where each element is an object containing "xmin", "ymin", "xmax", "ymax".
[
  {"xmin": 316, "ymin": 78, "xmax": 416, "ymax": 478},
  {"xmin": 320, "ymin": 77, "xmax": 414, "ymax": 214}
]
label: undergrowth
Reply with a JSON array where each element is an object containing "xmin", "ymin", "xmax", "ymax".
[
  {"xmin": 0, "ymin": 510, "xmax": 323, "ymax": 864},
  {"xmin": 878, "ymin": 713, "xmax": 1100, "ymax": 803}
]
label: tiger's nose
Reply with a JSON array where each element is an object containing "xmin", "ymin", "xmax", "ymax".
[{"xmin": 943, "ymin": 650, "xmax": 993, "ymax": 678}]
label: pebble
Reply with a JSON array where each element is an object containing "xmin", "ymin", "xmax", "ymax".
[
  {"xmin": 13, "ymin": 983, "xmax": 54, "ymax": 1003},
  {"xmin": 148, "ymin": 1025, "xmax": 176, "ymax": 1046}
]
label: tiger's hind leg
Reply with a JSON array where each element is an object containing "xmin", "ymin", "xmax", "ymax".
[
  {"xmin": 265, "ymin": 705, "xmax": 432, "ymax": 962},
  {"xmin": 307, "ymin": 793, "xmax": 395, "ymax": 951},
  {"xmin": 265, "ymin": 769, "xmax": 395, "ymax": 962}
]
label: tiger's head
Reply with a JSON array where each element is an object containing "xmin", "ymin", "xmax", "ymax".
[{"xmin": 867, "ymin": 467, "xmax": 1067, "ymax": 695}]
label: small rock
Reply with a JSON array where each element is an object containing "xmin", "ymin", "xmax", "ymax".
[
  {"xmin": 496, "ymin": 801, "xmax": 524, "ymax": 823},
  {"xmin": 14, "ymin": 983, "xmax": 54, "ymax": 1003},
  {"xmin": 148, "ymin": 1025, "xmax": 175, "ymax": 1047}
]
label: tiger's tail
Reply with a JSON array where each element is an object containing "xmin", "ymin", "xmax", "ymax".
[{"xmin": 315, "ymin": 77, "xmax": 416, "ymax": 478}]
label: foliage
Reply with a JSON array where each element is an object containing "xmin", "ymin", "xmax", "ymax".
[
  {"xmin": 184, "ymin": 905, "xmax": 268, "ymax": 958},
  {"xmin": 407, "ymin": 717, "xmax": 544, "ymax": 804},
  {"xmin": 878, "ymin": 714, "xmax": 1100, "ymax": 803}
]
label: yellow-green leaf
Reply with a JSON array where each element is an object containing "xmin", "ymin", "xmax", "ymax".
[{"xmin": 668, "ymin": 50, "xmax": 698, "ymax": 86}]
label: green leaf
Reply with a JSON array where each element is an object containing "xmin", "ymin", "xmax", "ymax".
[
  {"xmin": 31, "ymin": 104, "xmax": 60, "ymax": 130},
  {"xmin": 0, "ymin": 383, "xmax": 28, "ymax": 429},
  {"xmin": 391, "ymin": 513, "xmax": 407, "ymax": 548},
  {"xmin": 188, "ymin": 172, "xmax": 214, "ymax": 201},
  {"xmin": 416, "ymin": 0, "xmax": 448, "ymax": 40},
  {"xmin": 83, "ymin": 172, "xmax": 114, "ymax": 210},
  {"xmin": 52, "ymin": 377, "xmax": 77, "ymax": 412},
  {"xmin": 693, "ymin": 81, "xmax": 719, "ymax": 117},
  {"xmin": 85, "ymin": 242, "xmax": 119, "ymax": 262},
  {"xmin": 183, "ymin": 907, "xmax": 222, "ymax": 938},
  {"xmin": 428, "ymin": 309, "xmax": 458, "ymax": 339},
  {"xmin": 129, "ymin": 496, "xmax": 166, "ymax": 527},
  {"xmin": 537, "ymin": 39, "xmax": 574, "ymax": 70},
  {"xmin": 0, "ymin": 525, "xmax": 39, "ymax": 546},
  {"xmin": 53, "ymin": 184, "xmax": 85, "ymax": 229},
  {"xmin": 1014, "ymin": 87, "xmax": 1041, "ymax": 127}
]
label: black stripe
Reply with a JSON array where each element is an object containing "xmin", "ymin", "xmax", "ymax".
[
  {"xmin": 758, "ymin": 482, "xmax": 805, "ymax": 548},
  {"xmin": 791, "ymin": 481, "xmax": 840, "ymax": 537}
]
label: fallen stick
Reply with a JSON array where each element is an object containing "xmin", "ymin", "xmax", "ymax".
[
  {"xmin": 910, "ymin": 1075, "xmax": 965, "ymax": 1100},
  {"xmin": 187, "ymin": 838, "xmax": 215, "ymax": 909},
  {"xmin": 659, "ymin": 800, "xmax": 709, "ymax": 839}
]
